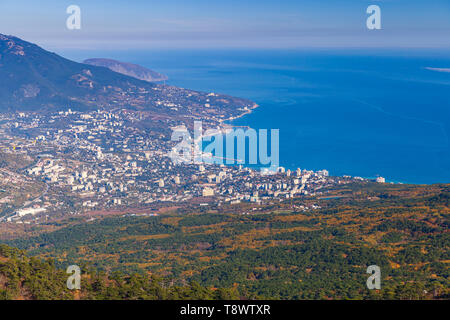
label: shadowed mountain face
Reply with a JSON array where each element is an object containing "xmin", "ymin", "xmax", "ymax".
[
  {"xmin": 0, "ymin": 34, "xmax": 156, "ymax": 111},
  {"xmin": 0, "ymin": 34, "xmax": 254, "ymax": 119},
  {"xmin": 83, "ymin": 58, "xmax": 168, "ymax": 82}
]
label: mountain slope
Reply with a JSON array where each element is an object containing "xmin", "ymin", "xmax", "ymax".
[
  {"xmin": 4, "ymin": 182, "xmax": 449, "ymax": 300},
  {"xmin": 0, "ymin": 34, "xmax": 151, "ymax": 111},
  {"xmin": 0, "ymin": 34, "xmax": 255, "ymax": 119},
  {"xmin": 0, "ymin": 244, "xmax": 239, "ymax": 300},
  {"xmin": 83, "ymin": 58, "xmax": 168, "ymax": 82}
]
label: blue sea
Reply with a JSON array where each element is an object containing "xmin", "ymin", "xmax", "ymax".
[{"xmin": 64, "ymin": 49, "xmax": 450, "ymax": 184}]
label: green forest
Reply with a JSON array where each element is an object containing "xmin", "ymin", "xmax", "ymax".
[
  {"xmin": 0, "ymin": 244, "xmax": 239, "ymax": 300},
  {"xmin": 1, "ymin": 182, "xmax": 449, "ymax": 300}
]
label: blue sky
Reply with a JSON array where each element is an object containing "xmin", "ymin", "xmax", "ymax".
[{"xmin": 0, "ymin": 0, "xmax": 449, "ymax": 49}]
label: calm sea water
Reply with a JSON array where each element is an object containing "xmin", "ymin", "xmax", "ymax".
[{"xmin": 65, "ymin": 49, "xmax": 450, "ymax": 184}]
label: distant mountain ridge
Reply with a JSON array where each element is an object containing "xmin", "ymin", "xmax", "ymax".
[
  {"xmin": 83, "ymin": 58, "xmax": 168, "ymax": 82},
  {"xmin": 0, "ymin": 34, "xmax": 152, "ymax": 111},
  {"xmin": 0, "ymin": 33, "xmax": 254, "ymax": 121}
]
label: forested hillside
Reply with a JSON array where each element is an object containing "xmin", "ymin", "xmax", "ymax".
[
  {"xmin": 3, "ymin": 182, "xmax": 449, "ymax": 300},
  {"xmin": 0, "ymin": 244, "xmax": 238, "ymax": 300}
]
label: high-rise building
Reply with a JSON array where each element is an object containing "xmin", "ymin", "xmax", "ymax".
[{"xmin": 202, "ymin": 187, "xmax": 214, "ymax": 197}]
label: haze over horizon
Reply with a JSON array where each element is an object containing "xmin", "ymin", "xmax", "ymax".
[{"xmin": 0, "ymin": 0, "xmax": 449, "ymax": 51}]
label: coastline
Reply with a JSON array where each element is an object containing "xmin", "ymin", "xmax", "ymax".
[
  {"xmin": 219, "ymin": 102, "xmax": 259, "ymax": 123},
  {"xmin": 212, "ymin": 101, "xmax": 402, "ymax": 184}
]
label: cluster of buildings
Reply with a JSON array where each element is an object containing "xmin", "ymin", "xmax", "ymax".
[{"xmin": 0, "ymin": 109, "xmax": 376, "ymax": 223}]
